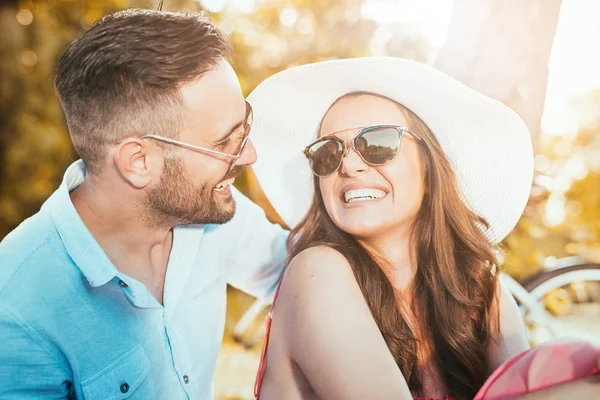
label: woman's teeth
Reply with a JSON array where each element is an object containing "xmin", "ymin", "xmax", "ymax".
[
  {"xmin": 344, "ymin": 188, "xmax": 386, "ymax": 203},
  {"xmin": 215, "ymin": 178, "xmax": 235, "ymax": 191}
]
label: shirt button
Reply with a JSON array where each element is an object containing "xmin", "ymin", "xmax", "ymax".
[
  {"xmin": 120, "ymin": 382, "xmax": 130, "ymax": 393},
  {"xmin": 118, "ymin": 279, "xmax": 128, "ymax": 288},
  {"xmin": 183, "ymin": 375, "xmax": 189, "ymax": 384}
]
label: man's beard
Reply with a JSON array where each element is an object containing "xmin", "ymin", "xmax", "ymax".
[{"xmin": 144, "ymin": 157, "xmax": 243, "ymax": 227}]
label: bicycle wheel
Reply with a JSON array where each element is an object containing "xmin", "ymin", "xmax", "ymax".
[
  {"xmin": 518, "ymin": 264, "xmax": 600, "ymax": 345},
  {"xmin": 522, "ymin": 263, "xmax": 600, "ymax": 300}
]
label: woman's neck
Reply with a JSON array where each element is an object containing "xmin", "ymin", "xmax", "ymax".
[{"xmin": 357, "ymin": 226, "xmax": 417, "ymax": 292}]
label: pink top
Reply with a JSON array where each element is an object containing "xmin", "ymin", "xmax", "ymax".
[{"xmin": 474, "ymin": 338, "xmax": 599, "ymax": 400}]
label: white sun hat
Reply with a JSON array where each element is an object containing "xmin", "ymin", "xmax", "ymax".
[{"xmin": 247, "ymin": 57, "xmax": 533, "ymax": 243}]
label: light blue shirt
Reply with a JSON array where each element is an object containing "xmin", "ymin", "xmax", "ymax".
[{"xmin": 0, "ymin": 161, "xmax": 288, "ymax": 399}]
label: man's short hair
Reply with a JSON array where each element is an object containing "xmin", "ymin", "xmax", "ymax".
[{"xmin": 54, "ymin": 9, "xmax": 231, "ymax": 173}]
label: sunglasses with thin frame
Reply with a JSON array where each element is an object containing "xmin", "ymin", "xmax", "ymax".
[
  {"xmin": 303, "ymin": 125, "xmax": 422, "ymax": 177},
  {"xmin": 139, "ymin": 101, "xmax": 253, "ymax": 172}
]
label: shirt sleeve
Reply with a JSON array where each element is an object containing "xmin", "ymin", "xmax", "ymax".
[
  {"xmin": 223, "ymin": 187, "xmax": 289, "ymax": 301},
  {"xmin": 0, "ymin": 306, "xmax": 71, "ymax": 398}
]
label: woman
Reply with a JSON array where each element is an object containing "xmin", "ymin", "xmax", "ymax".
[{"xmin": 247, "ymin": 58, "xmax": 598, "ymax": 399}]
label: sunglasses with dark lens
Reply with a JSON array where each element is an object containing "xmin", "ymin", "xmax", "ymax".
[{"xmin": 303, "ymin": 125, "xmax": 422, "ymax": 177}]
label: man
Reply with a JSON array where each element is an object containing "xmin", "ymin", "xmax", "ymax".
[{"xmin": 0, "ymin": 9, "xmax": 286, "ymax": 399}]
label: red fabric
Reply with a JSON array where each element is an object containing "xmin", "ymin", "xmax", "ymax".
[
  {"xmin": 254, "ymin": 285, "xmax": 278, "ymax": 399},
  {"xmin": 475, "ymin": 339, "xmax": 600, "ymax": 400},
  {"xmin": 414, "ymin": 397, "xmax": 454, "ymax": 400}
]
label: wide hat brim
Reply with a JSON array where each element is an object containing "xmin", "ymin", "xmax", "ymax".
[{"xmin": 247, "ymin": 57, "xmax": 533, "ymax": 243}]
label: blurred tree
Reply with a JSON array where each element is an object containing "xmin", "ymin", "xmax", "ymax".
[
  {"xmin": 0, "ymin": 0, "xmax": 20, "ymax": 186},
  {"xmin": 0, "ymin": 0, "xmax": 126, "ymax": 238},
  {"xmin": 504, "ymin": 92, "xmax": 600, "ymax": 279},
  {"xmin": 435, "ymin": 0, "xmax": 562, "ymax": 149},
  {"xmin": 433, "ymin": 0, "xmax": 569, "ymax": 279}
]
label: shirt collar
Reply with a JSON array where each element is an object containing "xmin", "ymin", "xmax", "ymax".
[{"xmin": 45, "ymin": 160, "xmax": 119, "ymax": 287}]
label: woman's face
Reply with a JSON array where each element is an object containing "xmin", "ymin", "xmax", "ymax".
[{"xmin": 318, "ymin": 95, "xmax": 425, "ymax": 239}]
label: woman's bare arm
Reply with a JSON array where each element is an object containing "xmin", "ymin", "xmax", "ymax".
[
  {"xmin": 274, "ymin": 246, "xmax": 413, "ymax": 400},
  {"xmin": 485, "ymin": 279, "xmax": 530, "ymax": 375}
]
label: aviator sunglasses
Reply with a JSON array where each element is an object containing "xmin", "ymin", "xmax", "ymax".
[{"xmin": 303, "ymin": 125, "xmax": 422, "ymax": 177}]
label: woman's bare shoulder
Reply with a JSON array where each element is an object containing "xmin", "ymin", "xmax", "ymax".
[
  {"xmin": 282, "ymin": 245, "xmax": 356, "ymax": 293},
  {"xmin": 289, "ymin": 245, "xmax": 352, "ymax": 268},
  {"xmin": 274, "ymin": 245, "xmax": 366, "ymax": 326}
]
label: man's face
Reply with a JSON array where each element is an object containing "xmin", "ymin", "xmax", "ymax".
[{"xmin": 146, "ymin": 59, "xmax": 257, "ymax": 226}]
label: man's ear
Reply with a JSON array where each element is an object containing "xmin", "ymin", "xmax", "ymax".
[{"xmin": 114, "ymin": 137, "xmax": 160, "ymax": 189}]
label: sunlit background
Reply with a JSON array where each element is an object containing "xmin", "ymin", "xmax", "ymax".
[{"xmin": 1, "ymin": 1, "xmax": 599, "ymax": 399}]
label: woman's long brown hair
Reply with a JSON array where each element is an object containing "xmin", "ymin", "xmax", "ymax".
[{"xmin": 288, "ymin": 92, "xmax": 500, "ymax": 399}]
